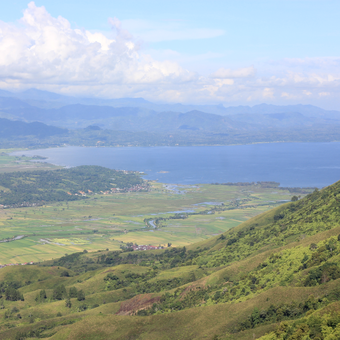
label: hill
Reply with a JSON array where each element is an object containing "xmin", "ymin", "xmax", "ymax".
[
  {"xmin": 0, "ymin": 118, "xmax": 66, "ymax": 138},
  {"xmin": 0, "ymin": 180, "xmax": 340, "ymax": 339},
  {"xmin": 1, "ymin": 88, "xmax": 340, "ymax": 117},
  {"xmin": 1, "ymin": 89, "xmax": 340, "ymax": 147},
  {"xmin": 0, "ymin": 165, "xmax": 146, "ymax": 207},
  {"xmin": 2, "ymin": 100, "xmax": 340, "ymax": 133}
]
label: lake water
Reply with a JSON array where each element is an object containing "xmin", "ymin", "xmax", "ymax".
[{"xmin": 13, "ymin": 142, "xmax": 340, "ymax": 188}]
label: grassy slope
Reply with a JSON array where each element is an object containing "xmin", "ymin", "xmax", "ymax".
[{"xmin": 0, "ymin": 182, "xmax": 339, "ymax": 339}]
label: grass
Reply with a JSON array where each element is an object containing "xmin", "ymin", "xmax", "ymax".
[
  {"xmin": 0, "ymin": 182, "xmax": 339, "ymax": 339},
  {"xmin": 0, "ymin": 181, "xmax": 311, "ymax": 264}
]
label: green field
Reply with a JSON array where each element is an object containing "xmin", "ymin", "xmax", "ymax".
[
  {"xmin": 0, "ymin": 179, "xmax": 312, "ymax": 264},
  {"xmin": 0, "ymin": 150, "xmax": 314, "ymax": 264}
]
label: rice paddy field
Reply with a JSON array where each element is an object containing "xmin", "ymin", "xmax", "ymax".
[{"xmin": 0, "ymin": 150, "xmax": 313, "ymax": 264}]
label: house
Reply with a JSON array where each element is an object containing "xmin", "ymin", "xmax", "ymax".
[{"xmin": 131, "ymin": 245, "xmax": 164, "ymax": 251}]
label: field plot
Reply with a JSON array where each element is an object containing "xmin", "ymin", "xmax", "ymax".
[{"xmin": 0, "ymin": 181, "xmax": 312, "ymax": 264}]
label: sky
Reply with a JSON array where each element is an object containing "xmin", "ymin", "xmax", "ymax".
[{"xmin": 0, "ymin": 1, "xmax": 340, "ymax": 108}]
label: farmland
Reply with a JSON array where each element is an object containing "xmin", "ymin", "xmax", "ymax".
[
  {"xmin": 0, "ymin": 178, "xmax": 312, "ymax": 264},
  {"xmin": 0, "ymin": 149, "xmax": 314, "ymax": 264}
]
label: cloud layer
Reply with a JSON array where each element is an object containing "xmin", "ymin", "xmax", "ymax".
[
  {"xmin": 0, "ymin": 2, "xmax": 340, "ymax": 108},
  {"xmin": 0, "ymin": 3, "xmax": 194, "ymax": 96}
]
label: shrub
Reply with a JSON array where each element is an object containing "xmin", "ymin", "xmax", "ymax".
[
  {"xmin": 69, "ymin": 287, "xmax": 78, "ymax": 298},
  {"xmin": 77, "ymin": 290, "xmax": 85, "ymax": 301},
  {"xmin": 53, "ymin": 285, "xmax": 67, "ymax": 300}
]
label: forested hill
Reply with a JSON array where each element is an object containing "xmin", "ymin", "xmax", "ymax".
[
  {"xmin": 0, "ymin": 165, "xmax": 146, "ymax": 207},
  {"xmin": 0, "ymin": 118, "xmax": 66, "ymax": 138},
  {"xmin": 1, "ymin": 180, "xmax": 340, "ymax": 339}
]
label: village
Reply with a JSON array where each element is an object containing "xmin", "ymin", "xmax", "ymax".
[
  {"xmin": 130, "ymin": 245, "xmax": 164, "ymax": 251},
  {"xmin": 0, "ymin": 261, "xmax": 34, "ymax": 269},
  {"xmin": 69, "ymin": 183, "xmax": 150, "ymax": 197}
]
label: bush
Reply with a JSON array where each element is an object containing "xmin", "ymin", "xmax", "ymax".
[
  {"xmin": 53, "ymin": 285, "xmax": 67, "ymax": 300},
  {"xmin": 69, "ymin": 287, "xmax": 78, "ymax": 298},
  {"xmin": 304, "ymin": 262, "xmax": 340, "ymax": 286},
  {"xmin": 78, "ymin": 303, "xmax": 87, "ymax": 311},
  {"xmin": 5, "ymin": 288, "xmax": 24, "ymax": 301},
  {"xmin": 65, "ymin": 298, "xmax": 72, "ymax": 308},
  {"xmin": 11, "ymin": 306, "xmax": 19, "ymax": 313},
  {"xmin": 35, "ymin": 289, "xmax": 47, "ymax": 303},
  {"xmin": 77, "ymin": 290, "xmax": 85, "ymax": 301}
]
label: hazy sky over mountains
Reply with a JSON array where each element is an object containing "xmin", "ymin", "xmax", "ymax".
[{"xmin": 1, "ymin": 1, "xmax": 340, "ymax": 109}]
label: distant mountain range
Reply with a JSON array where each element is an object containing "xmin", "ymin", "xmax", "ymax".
[
  {"xmin": 0, "ymin": 118, "xmax": 67, "ymax": 138},
  {"xmin": 0, "ymin": 88, "xmax": 340, "ymax": 134}
]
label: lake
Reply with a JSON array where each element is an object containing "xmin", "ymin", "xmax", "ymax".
[{"xmin": 13, "ymin": 142, "xmax": 340, "ymax": 188}]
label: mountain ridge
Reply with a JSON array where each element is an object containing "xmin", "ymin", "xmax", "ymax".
[{"xmin": 1, "ymin": 88, "xmax": 339, "ymax": 117}]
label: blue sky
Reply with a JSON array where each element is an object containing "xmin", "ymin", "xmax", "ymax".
[{"xmin": 1, "ymin": 1, "xmax": 340, "ymax": 108}]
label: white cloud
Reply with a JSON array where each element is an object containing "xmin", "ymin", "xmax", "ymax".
[
  {"xmin": 263, "ymin": 88, "xmax": 274, "ymax": 99},
  {"xmin": 0, "ymin": 2, "xmax": 195, "ymax": 91},
  {"xmin": 214, "ymin": 79, "xmax": 234, "ymax": 86},
  {"xmin": 210, "ymin": 66, "xmax": 255, "ymax": 79},
  {"xmin": 281, "ymin": 92, "xmax": 300, "ymax": 100},
  {"xmin": 1, "ymin": 3, "xmax": 340, "ymax": 109},
  {"xmin": 319, "ymin": 92, "xmax": 330, "ymax": 97}
]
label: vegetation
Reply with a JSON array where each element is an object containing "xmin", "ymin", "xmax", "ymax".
[
  {"xmin": 0, "ymin": 179, "xmax": 338, "ymax": 338},
  {"xmin": 2, "ymin": 121, "xmax": 340, "ymax": 149},
  {"xmin": 0, "ymin": 171, "xmax": 304, "ymax": 264},
  {"xmin": 0, "ymin": 165, "xmax": 145, "ymax": 206}
]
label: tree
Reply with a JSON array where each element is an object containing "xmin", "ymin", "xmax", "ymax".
[
  {"xmin": 53, "ymin": 285, "xmax": 67, "ymax": 300},
  {"xmin": 35, "ymin": 289, "xmax": 47, "ymax": 303},
  {"xmin": 65, "ymin": 298, "xmax": 72, "ymax": 308},
  {"xmin": 69, "ymin": 287, "xmax": 78, "ymax": 298},
  {"xmin": 60, "ymin": 270, "xmax": 69, "ymax": 277},
  {"xmin": 291, "ymin": 196, "xmax": 298, "ymax": 202},
  {"xmin": 77, "ymin": 289, "xmax": 85, "ymax": 301},
  {"xmin": 5, "ymin": 287, "xmax": 24, "ymax": 301},
  {"xmin": 250, "ymin": 307, "xmax": 260, "ymax": 327},
  {"xmin": 310, "ymin": 243, "xmax": 318, "ymax": 250}
]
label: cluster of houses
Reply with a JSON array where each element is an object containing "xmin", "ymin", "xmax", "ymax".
[
  {"xmin": 0, "ymin": 261, "xmax": 34, "ymax": 269},
  {"xmin": 0, "ymin": 202, "xmax": 42, "ymax": 209},
  {"xmin": 67, "ymin": 184, "xmax": 150, "ymax": 197},
  {"xmin": 130, "ymin": 245, "xmax": 164, "ymax": 251}
]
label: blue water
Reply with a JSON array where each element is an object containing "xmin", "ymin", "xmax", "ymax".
[{"xmin": 13, "ymin": 142, "xmax": 340, "ymax": 188}]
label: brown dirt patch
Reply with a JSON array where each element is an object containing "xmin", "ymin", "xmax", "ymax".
[{"xmin": 116, "ymin": 294, "xmax": 161, "ymax": 315}]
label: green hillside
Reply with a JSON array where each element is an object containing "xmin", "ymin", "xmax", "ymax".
[
  {"xmin": 0, "ymin": 180, "xmax": 340, "ymax": 339},
  {"xmin": 0, "ymin": 165, "xmax": 145, "ymax": 207}
]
